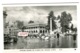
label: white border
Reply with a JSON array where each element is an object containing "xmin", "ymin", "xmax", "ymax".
[
  {"xmin": 3, "ymin": 3, "xmax": 78, "ymax": 6},
  {"xmin": 0, "ymin": 2, "xmax": 80, "ymax": 53}
]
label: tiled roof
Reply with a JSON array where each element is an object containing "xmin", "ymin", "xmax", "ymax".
[{"xmin": 25, "ymin": 23, "xmax": 47, "ymax": 27}]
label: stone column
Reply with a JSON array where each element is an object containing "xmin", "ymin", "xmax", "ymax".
[
  {"xmin": 49, "ymin": 17, "xmax": 54, "ymax": 48},
  {"xmin": 50, "ymin": 18, "xmax": 52, "ymax": 34}
]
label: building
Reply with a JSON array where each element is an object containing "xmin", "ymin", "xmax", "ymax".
[
  {"xmin": 9, "ymin": 22, "xmax": 22, "ymax": 37},
  {"xmin": 3, "ymin": 11, "xmax": 8, "ymax": 34},
  {"xmin": 24, "ymin": 23, "xmax": 48, "ymax": 35},
  {"xmin": 3, "ymin": 11, "xmax": 7, "ymax": 27}
]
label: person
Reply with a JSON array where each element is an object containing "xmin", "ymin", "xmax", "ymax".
[
  {"xmin": 57, "ymin": 33, "xmax": 59, "ymax": 38},
  {"xmin": 73, "ymin": 34, "xmax": 77, "ymax": 48},
  {"xmin": 57, "ymin": 33, "xmax": 60, "ymax": 46},
  {"xmin": 73, "ymin": 34, "xmax": 76, "ymax": 41}
]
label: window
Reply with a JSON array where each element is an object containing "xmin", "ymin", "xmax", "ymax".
[
  {"xmin": 43, "ymin": 30, "xmax": 44, "ymax": 33},
  {"xmin": 36, "ymin": 27, "xmax": 37, "ymax": 28},
  {"xmin": 31, "ymin": 31, "xmax": 33, "ymax": 33},
  {"xmin": 45, "ymin": 30, "xmax": 47, "ymax": 33},
  {"xmin": 36, "ymin": 30, "xmax": 37, "ymax": 33},
  {"xmin": 40, "ymin": 30, "xmax": 42, "ymax": 33},
  {"xmin": 40, "ymin": 27, "xmax": 42, "ymax": 28},
  {"xmin": 34, "ymin": 31, "xmax": 35, "ymax": 33}
]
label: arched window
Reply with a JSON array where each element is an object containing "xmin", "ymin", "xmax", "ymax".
[
  {"xmin": 36, "ymin": 30, "xmax": 37, "ymax": 33},
  {"xmin": 45, "ymin": 30, "xmax": 47, "ymax": 33},
  {"xmin": 34, "ymin": 30, "xmax": 35, "ymax": 33},
  {"xmin": 43, "ymin": 30, "xmax": 44, "ymax": 33},
  {"xmin": 40, "ymin": 30, "xmax": 42, "ymax": 33},
  {"xmin": 36, "ymin": 27, "xmax": 37, "ymax": 28}
]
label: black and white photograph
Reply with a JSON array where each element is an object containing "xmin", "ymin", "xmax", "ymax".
[{"xmin": 3, "ymin": 5, "xmax": 77, "ymax": 49}]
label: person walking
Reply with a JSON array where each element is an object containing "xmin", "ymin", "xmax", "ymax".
[{"xmin": 57, "ymin": 33, "xmax": 60, "ymax": 47}]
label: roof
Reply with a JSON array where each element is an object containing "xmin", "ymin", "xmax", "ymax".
[{"xmin": 25, "ymin": 23, "xmax": 47, "ymax": 28}]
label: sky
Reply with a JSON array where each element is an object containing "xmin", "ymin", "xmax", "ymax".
[{"xmin": 3, "ymin": 6, "xmax": 77, "ymax": 27}]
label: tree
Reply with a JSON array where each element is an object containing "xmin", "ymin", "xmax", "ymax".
[
  {"xmin": 60, "ymin": 11, "xmax": 72, "ymax": 33},
  {"xmin": 70, "ymin": 24, "xmax": 77, "ymax": 32},
  {"xmin": 5, "ymin": 22, "xmax": 9, "ymax": 28},
  {"xmin": 71, "ymin": 24, "xmax": 74, "ymax": 31},
  {"xmin": 57, "ymin": 15, "xmax": 60, "ymax": 20},
  {"xmin": 73, "ymin": 27, "xmax": 77, "ymax": 32},
  {"xmin": 16, "ymin": 20, "xmax": 24, "ymax": 29},
  {"xmin": 3, "ymin": 11, "xmax": 7, "ymax": 19},
  {"xmin": 52, "ymin": 19, "xmax": 56, "ymax": 30},
  {"xmin": 3, "ymin": 11, "xmax": 7, "ymax": 28},
  {"xmin": 28, "ymin": 20, "xmax": 34, "ymax": 23},
  {"xmin": 22, "ymin": 26, "xmax": 26, "ymax": 32},
  {"xmin": 47, "ymin": 11, "xmax": 56, "ymax": 32}
]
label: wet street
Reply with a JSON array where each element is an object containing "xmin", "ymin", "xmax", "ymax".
[
  {"xmin": 4, "ymin": 37, "xmax": 49, "ymax": 49},
  {"xmin": 4, "ymin": 35, "xmax": 77, "ymax": 49}
]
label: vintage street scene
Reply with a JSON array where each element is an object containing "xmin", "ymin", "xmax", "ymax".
[{"xmin": 3, "ymin": 6, "xmax": 77, "ymax": 49}]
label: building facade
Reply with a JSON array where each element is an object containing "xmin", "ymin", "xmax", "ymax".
[{"xmin": 24, "ymin": 23, "xmax": 48, "ymax": 35}]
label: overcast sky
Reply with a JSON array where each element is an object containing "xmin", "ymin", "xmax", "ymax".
[{"xmin": 3, "ymin": 6, "xmax": 77, "ymax": 27}]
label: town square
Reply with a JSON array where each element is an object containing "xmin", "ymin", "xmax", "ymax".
[{"xmin": 3, "ymin": 6, "xmax": 77, "ymax": 49}]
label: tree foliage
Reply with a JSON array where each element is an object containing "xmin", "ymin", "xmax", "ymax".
[
  {"xmin": 47, "ymin": 11, "xmax": 56, "ymax": 31},
  {"xmin": 57, "ymin": 15, "xmax": 60, "ymax": 20},
  {"xmin": 60, "ymin": 11, "xmax": 72, "ymax": 33},
  {"xmin": 16, "ymin": 20, "xmax": 24, "ymax": 29},
  {"xmin": 71, "ymin": 24, "xmax": 77, "ymax": 32},
  {"xmin": 28, "ymin": 20, "xmax": 34, "ymax": 23},
  {"xmin": 3, "ymin": 11, "xmax": 7, "ymax": 18},
  {"xmin": 5, "ymin": 22, "xmax": 9, "ymax": 28},
  {"xmin": 22, "ymin": 26, "xmax": 26, "ymax": 32},
  {"xmin": 71, "ymin": 24, "xmax": 74, "ymax": 30}
]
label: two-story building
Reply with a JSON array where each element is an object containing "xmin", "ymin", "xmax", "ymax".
[{"xmin": 24, "ymin": 23, "xmax": 48, "ymax": 36}]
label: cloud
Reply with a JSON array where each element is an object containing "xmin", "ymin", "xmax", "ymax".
[
  {"xmin": 4, "ymin": 7, "xmax": 48, "ymax": 24},
  {"xmin": 3, "ymin": 6, "xmax": 77, "ymax": 27}
]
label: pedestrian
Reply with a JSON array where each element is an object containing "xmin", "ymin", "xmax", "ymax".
[
  {"xmin": 73, "ymin": 34, "xmax": 76, "ymax": 41},
  {"xmin": 57, "ymin": 33, "xmax": 60, "ymax": 46},
  {"xmin": 57, "ymin": 33, "xmax": 59, "ymax": 38},
  {"xmin": 73, "ymin": 34, "xmax": 77, "ymax": 48}
]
